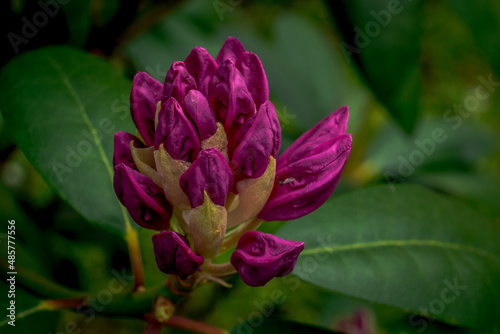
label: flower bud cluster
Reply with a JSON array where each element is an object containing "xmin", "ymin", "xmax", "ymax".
[{"xmin": 113, "ymin": 37, "xmax": 351, "ymax": 287}]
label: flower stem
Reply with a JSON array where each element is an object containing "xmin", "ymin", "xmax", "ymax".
[
  {"xmin": 202, "ymin": 262, "xmax": 237, "ymax": 277},
  {"xmin": 220, "ymin": 217, "xmax": 263, "ymax": 253},
  {"xmin": 123, "ymin": 208, "xmax": 145, "ymax": 292},
  {"xmin": 166, "ymin": 315, "xmax": 228, "ymax": 334}
]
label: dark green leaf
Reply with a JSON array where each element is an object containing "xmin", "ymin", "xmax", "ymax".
[
  {"xmin": 276, "ymin": 184, "xmax": 500, "ymax": 331},
  {"xmin": 230, "ymin": 318, "xmax": 337, "ymax": 334},
  {"xmin": 333, "ymin": 0, "xmax": 422, "ymax": 132},
  {"xmin": 446, "ymin": 0, "xmax": 500, "ymax": 77},
  {"xmin": 0, "ymin": 46, "xmax": 135, "ymax": 235}
]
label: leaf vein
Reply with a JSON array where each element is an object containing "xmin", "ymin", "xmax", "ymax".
[{"xmin": 301, "ymin": 240, "xmax": 500, "ymax": 264}]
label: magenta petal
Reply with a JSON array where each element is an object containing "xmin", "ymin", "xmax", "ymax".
[
  {"xmin": 113, "ymin": 131, "xmax": 145, "ymax": 168},
  {"xmin": 236, "ymin": 52, "xmax": 269, "ymax": 110},
  {"xmin": 185, "ymin": 47, "xmax": 217, "ymax": 98},
  {"xmin": 155, "ymin": 97, "xmax": 200, "ymax": 162},
  {"xmin": 258, "ymin": 134, "xmax": 352, "ymax": 221},
  {"xmin": 277, "ymin": 106, "xmax": 349, "ymax": 170},
  {"xmin": 231, "ymin": 101, "xmax": 281, "ymax": 179},
  {"xmin": 113, "ymin": 164, "xmax": 172, "ymax": 230},
  {"xmin": 230, "ymin": 231, "xmax": 304, "ymax": 287},
  {"xmin": 130, "ymin": 72, "xmax": 163, "ymax": 146},
  {"xmin": 152, "ymin": 231, "xmax": 204, "ymax": 279},
  {"xmin": 209, "ymin": 59, "xmax": 255, "ymax": 130},
  {"xmin": 179, "ymin": 148, "xmax": 233, "ymax": 208},
  {"xmin": 215, "ymin": 36, "xmax": 246, "ymax": 65},
  {"xmin": 181, "ymin": 90, "xmax": 218, "ymax": 141},
  {"xmin": 162, "ymin": 61, "xmax": 197, "ymax": 104}
]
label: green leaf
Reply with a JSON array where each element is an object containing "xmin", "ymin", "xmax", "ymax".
[
  {"xmin": 0, "ymin": 46, "xmax": 135, "ymax": 235},
  {"xmin": 61, "ymin": 0, "xmax": 92, "ymax": 47},
  {"xmin": 446, "ymin": 0, "xmax": 500, "ymax": 77},
  {"xmin": 366, "ymin": 118, "xmax": 495, "ymax": 178},
  {"xmin": 334, "ymin": 0, "xmax": 422, "ymax": 132},
  {"xmin": 230, "ymin": 318, "xmax": 338, "ymax": 334},
  {"xmin": 276, "ymin": 184, "xmax": 500, "ymax": 331}
]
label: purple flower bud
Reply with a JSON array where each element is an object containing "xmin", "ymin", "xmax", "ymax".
[
  {"xmin": 277, "ymin": 106, "xmax": 349, "ymax": 169},
  {"xmin": 152, "ymin": 231, "xmax": 204, "ymax": 279},
  {"xmin": 113, "ymin": 164, "xmax": 172, "ymax": 230},
  {"xmin": 258, "ymin": 107, "xmax": 352, "ymax": 221},
  {"xmin": 236, "ymin": 52, "xmax": 269, "ymax": 110},
  {"xmin": 130, "ymin": 72, "xmax": 163, "ymax": 146},
  {"xmin": 162, "ymin": 61, "xmax": 197, "ymax": 104},
  {"xmin": 185, "ymin": 47, "xmax": 217, "ymax": 98},
  {"xmin": 230, "ymin": 231, "xmax": 304, "ymax": 287},
  {"xmin": 155, "ymin": 97, "xmax": 200, "ymax": 162},
  {"xmin": 231, "ymin": 101, "xmax": 281, "ymax": 179},
  {"xmin": 181, "ymin": 90, "xmax": 218, "ymax": 141},
  {"xmin": 113, "ymin": 131, "xmax": 144, "ymax": 168},
  {"xmin": 179, "ymin": 148, "xmax": 233, "ymax": 208},
  {"xmin": 215, "ymin": 36, "xmax": 246, "ymax": 65},
  {"xmin": 209, "ymin": 59, "xmax": 255, "ymax": 130}
]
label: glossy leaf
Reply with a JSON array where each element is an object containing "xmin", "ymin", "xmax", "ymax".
[
  {"xmin": 330, "ymin": 0, "xmax": 422, "ymax": 132},
  {"xmin": 276, "ymin": 184, "xmax": 500, "ymax": 331},
  {"xmin": 0, "ymin": 46, "xmax": 136, "ymax": 235}
]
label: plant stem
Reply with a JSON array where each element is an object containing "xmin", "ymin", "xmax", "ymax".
[
  {"xmin": 0, "ymin": 259, "xmax": 83, "ymax": 299},
  {"xmin": 166, "ymin": 315, "xmax": 228, "ymax": 334},
  {"xmin": 202, "ymin": 262, "xmax": 237, "ymax": 277},
  {"xmin": 0, "ymin": 298, "xmax": 85, "ymax": 328},
  {"xmin": 219, "ymin": 217, "xmax": 263, "ymax": 253},
  {"xmin": 123, "ymin": 209, "xmax": 145, "ymax": 292}
]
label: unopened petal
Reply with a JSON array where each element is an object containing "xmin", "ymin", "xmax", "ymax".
[
  {"xmin": 231, "ymin": 101, "xmax": 281, "ymax": 179},
  {"xmin": 155, "ymin": 97, "xmax": 200, "ymax": 162},
  {"xmin": 185, "ymin": 47, "xmax": 217, "ymax": 98},
  {"xmin": 259, "ymin": 134, "xmax": 352, "ymax": 221},
  {"xmin": 182, "ymin": 90, "xmax": 218, "ymax": 141},
  {"xmin": 215, "ymin": 36, "xmax": 246, "ymax": 65},
  {"xmin": 230, "ymin": 231, "xmax": 304, "ymax": 287},
  {"xmin": 209, "ymin": 59, "xmax": 255, "ymax": 130},
  {"xmin": 162, "ymin": 61, "xmax": 197, "ymax": 104},
  {"xmin": 113, "ymin": 131, "xmax": 144, "ymax": 168},
  {"xmin": 152, "ymin": 231, "xmax": 204, "ymax": 279},
  {"xmin": 113, "ymin": 164, "xmax": 171, "ymax": 230},
  {"xmin": 130, "ymin": 72, "xmax": 163, "ymax": 146},
  {"xmin": 277, "ymin": 106, "xmax": 349, "ymax": 170},
  {"xmin": 236, "ymin": 52, "xmax": 269, "ymax": 110},
  {"xmin": 179, "ymin": 148, "xmax": 233, "ymax": 208}
]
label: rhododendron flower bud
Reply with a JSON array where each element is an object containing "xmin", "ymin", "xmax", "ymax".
[
  {"xmin": 209, "ymin": 59, "xmax": 255, "ymax": 130},
  {"xmin": 162, "ymin": 61, "xmax": 197, "ymax": 104},
  {"xmin": 113, "ymin": 131, "xmax": 144, "ymax": 169},
  {"xmin": 258, "ymin": 106, "xmax": 352, "ymax": 221},
  {"xmin": 130, "ymin": 72, "xmax": 162, "ymax": 146},
  {"xmin": 152, "ymin": 231, "xmax": 204, "ymax": 279},
  {"xmin": 113, "ymin": 163, "xmax": 171, "ymax": 230},
  {"xmin": 181, "ymin": 90, "xmax": 218, "ymax": 141},
  {"xmin": 154, "ymin": 97, "xmax": 200, "ymax": 161},
  {"xmin": 179, "ymin": 148, "xmax": 232, "ymax": 208},
  {"xmin": 231, "ymin": 101, "xmax": 280, "ymax": 180},
  {"xmin": 230, "ymin": 231, "xmax": 304, "ymax": 287},
  {"xmin": 113, "ymin": 37, "xmax": 352, "ymax": 285}
]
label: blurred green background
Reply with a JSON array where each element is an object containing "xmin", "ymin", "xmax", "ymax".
[{"xmin": 0, "ymin": 0, "xmax": 499, "ymax": 333}]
